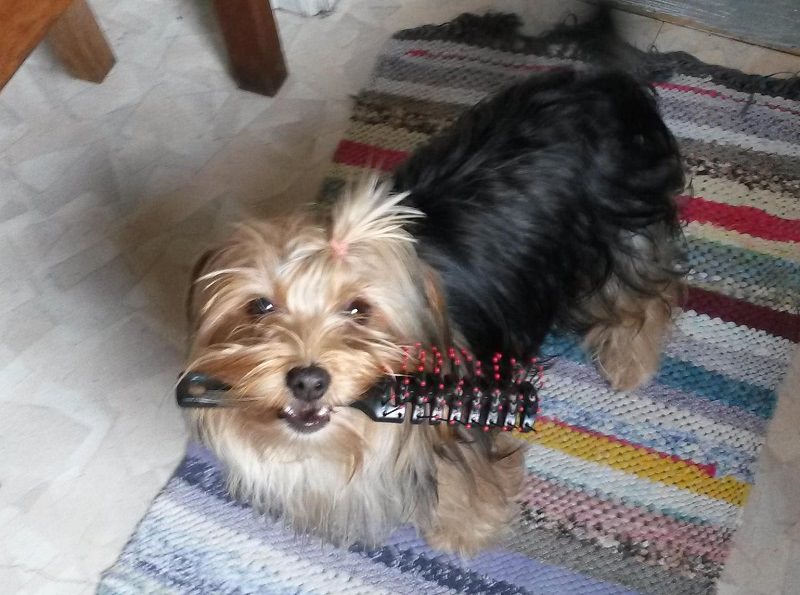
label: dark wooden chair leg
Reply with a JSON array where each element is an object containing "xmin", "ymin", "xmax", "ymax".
[
  {"xmin": 46, "ymin": 0, "xmax": 115, "ymax": 83},
  {"xmin": 213, "ymin": 0, "xmax": 288, "ymax": 96}
]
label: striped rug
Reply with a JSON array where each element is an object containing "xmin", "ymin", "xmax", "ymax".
[{"xmin": 100, "ymin": 13, "xmax": 800, "ymax": 595}]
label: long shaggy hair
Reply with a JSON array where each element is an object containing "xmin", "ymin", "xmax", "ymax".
[
  {"xmin": 184, "ymin": 67, "xmax": 685, "ymax": 554},
  {"xmin": 394, "ymin": 68, "xmax": 685, "ymax": 361}
]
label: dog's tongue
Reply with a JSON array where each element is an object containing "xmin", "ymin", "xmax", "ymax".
[{"xmin": 293, "ymin": 401, "xmax": 324, "ymax": 421}]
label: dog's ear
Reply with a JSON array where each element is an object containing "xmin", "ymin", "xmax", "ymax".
[{"xmin": 186, "ymin": 249, "xmax": 217, "ymax": 332}]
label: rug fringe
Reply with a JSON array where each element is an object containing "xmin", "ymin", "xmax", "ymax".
[{"xmin": 394, "ymin": 9, "xmax": 800, "ymax": 101}]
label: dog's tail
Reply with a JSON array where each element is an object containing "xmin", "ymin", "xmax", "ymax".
[
  {"xmin": 531, "ymin": 2, "xmax": 674, "ymax": 82},
  {"xmin": 397, "ymin": 4, "xmax": 666, "ymax": 81}
]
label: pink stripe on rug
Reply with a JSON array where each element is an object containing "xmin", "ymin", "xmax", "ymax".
[{"xmin": 521, "ymin": 474, "xmax": 732, "ymax": 564}]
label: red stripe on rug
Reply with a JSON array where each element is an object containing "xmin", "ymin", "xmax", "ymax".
[
  {"xmin": 686, "ymin": 287, "xmax": 800, "ymax": 341},
  {"xmin": 406, "ymin": 48, "xmax": 558, "ymax": 73},
  {"xmin": 681, "ymin": 196, "xmax": 800, "ymax": 243},
  {"xmin": 538, "ymin": 415, "xmax": 718, "ymax": 477},
  {"xmin": 655, "ymin": 82, "xmax": 800, "ymax": 117},
  {"xmin": 333, "ymin": 139, "xmax": 408, "ymax": 171}
]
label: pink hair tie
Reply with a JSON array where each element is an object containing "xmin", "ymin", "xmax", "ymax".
[{"xmin": 330, "ymin": 238, "xmax": 348, "ymax": 258}]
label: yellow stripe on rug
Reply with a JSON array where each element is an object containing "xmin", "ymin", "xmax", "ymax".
[
  {"xmin": 518, "ymin": 419, "xmax": 751, "ymax": 506},
  {"xmin": 345, "ymin": 121, "xmax": 427, "ymax": 153},
  {"xmin": 692, "ymin": 175, "xmax": 800, "ymax": 220}
]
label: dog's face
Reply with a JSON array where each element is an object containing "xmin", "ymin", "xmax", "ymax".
[{"xmin": 186, "ymin": 180, "xmax": 448, "ymax": 453}]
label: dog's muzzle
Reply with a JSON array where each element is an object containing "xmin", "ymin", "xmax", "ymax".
[{"xmin": 176, "ymin": 371, "xmax": 333, "ymax": 433}]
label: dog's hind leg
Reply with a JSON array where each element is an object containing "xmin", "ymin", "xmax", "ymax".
[
  {"xmin": 580, "ymin": 226, "xmax": 685, "ymax": 392},
  {"xmin": 583, "ymin": 278, "xmax": 682, "ymax": 391}
]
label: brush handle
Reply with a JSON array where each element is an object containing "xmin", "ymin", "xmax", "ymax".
[{"xmin": 176, "ymin": 371, "xmax": 232, "ymax": 408}]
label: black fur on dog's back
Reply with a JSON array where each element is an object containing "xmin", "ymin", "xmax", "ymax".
[{"xmin": 393, "ymin": 69, "xmax": 685, "ymax": 359}]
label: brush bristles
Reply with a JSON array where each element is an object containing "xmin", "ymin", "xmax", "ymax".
[{"xmin": 351, "ymin": 345, "xmax": 540, "ymax": 432}]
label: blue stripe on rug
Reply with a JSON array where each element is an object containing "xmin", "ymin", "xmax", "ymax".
[
  {"xmin": 542, "ymin": 334, "xmax": 778, "ymax": 418},
  {"xmin": 383, "ymin": 527, "xmax": 639, "ymax": 595},
  {"xmin": 539, "ymin": 395, "xmax": 757, "ymax": 482},
  {"xmin": 174, "ymin": 449, "xmax": 640, "ymax": 594}
]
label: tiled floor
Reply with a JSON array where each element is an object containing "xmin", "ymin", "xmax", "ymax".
[{"xmin": 0, "ymin": 1, "xmax": 797, "ymax": 593}]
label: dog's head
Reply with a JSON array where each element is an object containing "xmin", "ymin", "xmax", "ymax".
[{"xmin": 185, "ymin": 178, "xmax": 449, "ymax": 458}]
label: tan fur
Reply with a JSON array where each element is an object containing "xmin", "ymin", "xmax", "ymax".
[
  {"xmin": 424, "ymin": 433, "xmax": 524, "ymax": 556},
  {"xmin": 584, "ymin": 278, "xmax": 683, "ymax": 391},
  {"xmin": 185, "ymin": 177, "xmax": 524, "ymax": 553}
]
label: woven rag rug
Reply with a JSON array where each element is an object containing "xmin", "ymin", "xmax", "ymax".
[{"xmin": 100, "ymin": 13, "xmax": 800, "ymax": 595}]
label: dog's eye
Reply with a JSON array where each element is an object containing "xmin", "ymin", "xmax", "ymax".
[
  {"xmin": 344, "ymin": 299, "xmax": 371, "ymax": 323},
  {"xmin": 248, "ymin": 297, "xmax": 275, "ymax": 316}
]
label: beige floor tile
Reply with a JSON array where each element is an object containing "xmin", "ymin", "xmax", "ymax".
[{"xmin": 655, "ymin": 22, "xmax": 800, "ymax": 77}]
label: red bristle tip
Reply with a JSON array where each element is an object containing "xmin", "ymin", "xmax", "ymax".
[
  {"xmin": 420, "ymin": 380, "xmax": 427, "ymax": 387},
  {"xmin": 438, "ymin": 383, "xmax": 444, "ymax": 390},
  {"xmin": 403, "ymin": 378, "xmax": 411, "ymax": 385},
  {"xmin": 518, "ymin": 405, "xmax": 525, "ymax": 412},
  {"xmin": 502, "ymin": 426, "xmax": 510, "ymax": 432},
  {"xmin": 483, "ymin": 426, "xmax": 490, "ymax": 432},
  {"xmin": 422, "ymin": 397, "xmax": 429, "ymax": 403},
  {"xmin": 510, "ymin": 357, "xmax": 517, "ymax": 365},
  {"xmin": 494, "ymin": 373, "xmax": 501, "ymax": 381},
  {"xmin": 465, "ymin": 423, "xmax": 472, "ymax": 429},
  {"xmin": 454, "ymin": 359, "xmax": 461, "ymax": 366},
  {"xmin": 455, "ymin": 400, "xmax": 463, "ymax": 407},
  {"xmin": 434, "ymin": 415, "xmax": 440, "ymax": 421},
  {"xmin": 449, "ymin": 420, "xmax": 456, "ymax": 425}
]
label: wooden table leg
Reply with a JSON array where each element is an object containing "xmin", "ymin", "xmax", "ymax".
[
  {"xmin": 213, "ymin": 0, "xmax": 288, "ymax": 96},
  {"xmin": 46, "ymin": 0, "xmax": 115, "ymax": 83}
]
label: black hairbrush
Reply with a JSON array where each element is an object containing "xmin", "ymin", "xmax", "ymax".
[{"xmin": 177, "ymin": 345, "xmax": 541, "ymax": 432}]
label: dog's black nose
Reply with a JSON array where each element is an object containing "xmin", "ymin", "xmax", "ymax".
[{"xmin": 286, "ymin": 366, "xmax": 330, "ymax": 401}]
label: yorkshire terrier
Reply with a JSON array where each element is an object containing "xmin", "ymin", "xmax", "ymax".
[{"xmin": 184, "ymin": 67, "xmax": 685, "ymax": 554}]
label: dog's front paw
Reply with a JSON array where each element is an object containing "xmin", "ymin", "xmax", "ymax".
[{"xmin": 423, "ymin": 523, "xmax": 498, "ymax": 557}]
